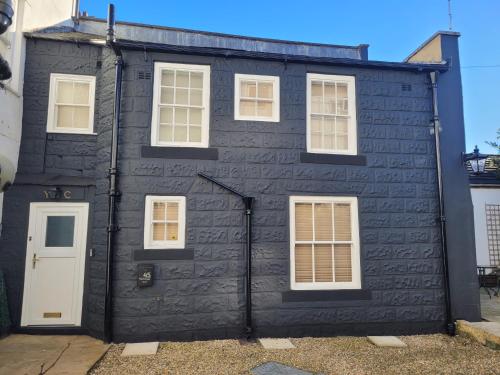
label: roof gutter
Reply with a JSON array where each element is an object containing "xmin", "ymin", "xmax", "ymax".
[
  {"xmin": 112, "ymin": 39, "xmax": 449, "ymax": 72},
  {"xmin": 103, "ymin": 3, "xmax": 123, "ymax": 344}
]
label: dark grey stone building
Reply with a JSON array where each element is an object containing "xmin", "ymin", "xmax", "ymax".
[{"xmin": 0, "ymin": 14, "xmax": 480, "ymax": 343}]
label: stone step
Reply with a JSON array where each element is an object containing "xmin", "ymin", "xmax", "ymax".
[{"xmin": 456, "ymin": 320, "xmax": 500, "ymax": 350}]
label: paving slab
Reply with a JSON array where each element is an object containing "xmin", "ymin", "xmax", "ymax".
[
  {"xmin": 258, "ymin": 338, "xmax": 296, "ymax": 349},
  {"xmin": 367, "ymin": 336, "xmax": 407, "ymax": 348},
  {"xmin": 0, "ymin": 334, "xmax": 109, "ymax": 375},
  {"xmin": 121, "ymin": 341, "xmax": 159, "ymax": 356},
  {"xmin": 457, "ymin": 320, "xmax": 500, "ymax": 349},
  {"xmin": 252, "ymin": 361, "xmax": 313, "ymax": 375}
]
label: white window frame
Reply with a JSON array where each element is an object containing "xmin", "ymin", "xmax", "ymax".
[
  {"xmin": 289, "ymin": 196, "xmax": 361, "ymax": 290},
  {"xmin": 46, "ymin": 73, "xmax": 96, "ymax": 135},
  {"xmin": 151, "ymin": 62, "xmax": 211, "ymax": 148},
  {"xmin": 144, "ymin": 195, "xmax": 186, "ymax": 249},
  {"xmin": 306, "ymin": 73, "xmax": 357, "ymax": 155},
  {"xmin": 234, "ymin": 74, "xmax": 280, "ymax": 122}
]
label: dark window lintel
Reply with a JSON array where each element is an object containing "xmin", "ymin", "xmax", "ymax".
[
  {"xmin": 282, "ymin": 289, "xmax": 372, "ymax": 303},
  {"xmin": 300, "ymin": 152, "xmax": 367, "ymax": 166},
  {"xmin": 142, "ymin": 146, "xmax": 218, "ymax": 160},
  {"xmin": 134, "ymin": 249, "xmax": 194, "ymax": 261}
]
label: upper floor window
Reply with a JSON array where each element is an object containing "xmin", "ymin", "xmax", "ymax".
[
  {"xmin": 151, "ymin": 62, "xmax": 210, "ymax": 148},
  {"xmin": 46, "ymin": 74, "xmax": 96, "ymax": 134},
  {"xmin": 289, "ymin": 196, "xmax": 361, "ymax": 290},
  {"xmin": 144, "ymin": 195, "xmax": 186, "ymax": 249},
  {"xmin": 306, "ymin": 73, "xmax": 357, "ymax": 155},
  {"xmin": 234, "ymin": 74, "xmax": 280, "ymax": 122}
]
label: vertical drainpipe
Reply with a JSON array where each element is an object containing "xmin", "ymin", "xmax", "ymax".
[
  {"xmin": 104, "ymin": 3, "xmax": 123, "ymax": 343},
  {"xmin": 429, "ymin": 71, "xmax": 455, "ymax": 336}
]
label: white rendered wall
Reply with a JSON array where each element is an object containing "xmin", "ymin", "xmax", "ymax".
[
  {"xmin": 0, "ymin": 0, "xmax": 76, "ymax": 229},
  {"xmin": 471, "ymin": 187, "xmax": 500, "ymax": 267}
]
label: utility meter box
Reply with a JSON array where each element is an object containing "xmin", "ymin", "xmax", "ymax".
[{"xmin": 137, "ymin": 264, "xmax": 154, "ymax": 288}]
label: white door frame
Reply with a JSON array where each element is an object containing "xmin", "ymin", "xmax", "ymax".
[{"xmin": 21, "ymin": 202, "xmax": 89, "ymax": 326}]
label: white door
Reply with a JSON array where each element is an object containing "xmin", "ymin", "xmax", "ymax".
[{"xmin": 21, "ymin": 202, "xmax": 89, "ymax": 326}]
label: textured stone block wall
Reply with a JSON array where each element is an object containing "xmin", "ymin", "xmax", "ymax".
[{"xmin": 109, "ymin": 50, "xmax": 445, "ymax": 341}]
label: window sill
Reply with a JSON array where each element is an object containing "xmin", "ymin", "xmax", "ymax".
[
  {"xmin": 282, "ymin": 289, "xmax": 371, "ymax": 303},
  {"xmin": 134, "ymin": 249, "xmax": 194, "ymax": 261},
  {"xmin": 300, "ymin": 152, "xmax": 367, "ymax": 166},
  {"xmin": 142, "ymin": 146, "xmax": 218, "ymax": 160}
]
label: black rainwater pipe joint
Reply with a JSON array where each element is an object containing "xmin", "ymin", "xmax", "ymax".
[{"xmin": 197, "ymin": 173, "xmax": 255, "ymax": 339}]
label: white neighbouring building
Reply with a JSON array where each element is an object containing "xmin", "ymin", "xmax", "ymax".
[
  {"xmin": 0, "ymin": 0, "xmax": 78, "ymax": 229},
  {"xmin": 469, "ymin": 157, "xmax": 500, "ymax": 268}
]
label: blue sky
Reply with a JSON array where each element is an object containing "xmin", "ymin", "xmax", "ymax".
[{"xmin": 80, "ymin": 0, "xmax": 500, "ymax": 154}]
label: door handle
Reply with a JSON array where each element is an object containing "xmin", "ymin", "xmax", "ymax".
[{"xmin": 32, "ymin": 253, "xmax": 40, "ymax": 269}]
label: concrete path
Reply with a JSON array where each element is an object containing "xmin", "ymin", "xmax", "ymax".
[
  {"xmin": 480, "ymin": 289, "xmax": 500, "ymax": 323},
  {"xmin": 0, "ymin": 334, "xmax": 109, "ymax": 375}
]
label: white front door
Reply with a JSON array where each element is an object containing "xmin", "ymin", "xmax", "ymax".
[{"xmin": 21, "ymin": 202, "xmax": 89, "ymax": 326}]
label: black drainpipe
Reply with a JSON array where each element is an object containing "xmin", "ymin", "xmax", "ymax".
[
  {"xmin": 429, "ymin": 71, "xmax": 455, "ymax": 336},
  {"xmin": 103, "ymin": 3, "xmax": 123, "ymax": 344},
  {"xmin": 197, "ymin": 173, "xmax": 255, "ymax": 339}
]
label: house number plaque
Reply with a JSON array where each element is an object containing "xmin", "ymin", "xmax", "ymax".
[{"xmin": 137, "ymin": 264, "xmax": 154, "ymax": 288}]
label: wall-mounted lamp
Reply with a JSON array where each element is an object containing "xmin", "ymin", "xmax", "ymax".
[{"xmin": 462, "ymin": 145, "xmax": 488, "ymax": 174}]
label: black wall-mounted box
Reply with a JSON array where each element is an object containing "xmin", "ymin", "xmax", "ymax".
[{"xmin": 137, "ymin": 263, "xmax": 154, "ymax": 287}]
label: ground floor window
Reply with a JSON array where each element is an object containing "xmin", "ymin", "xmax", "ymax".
[
  {"xmin": 144, "ymin": 196, "xmax": 186, "ymax": 249},
  {"xmin": 289, "ymin": 196, "xmax": 361, "ymax": 290}
]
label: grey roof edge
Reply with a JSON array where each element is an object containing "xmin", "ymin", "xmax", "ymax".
[
  {"xmin": 404, "ymin": 30, "xmax": 461, "ymax": 63},
  {"xmin": 77, "ymin": 15, "xmax": 363, "ymax": 50},
  {"xmin": 75, "ymin": 16, "xmax": 365, "ymax": 60},
  {"xmin": 23, "ymin": 31, "xmax": 449, "ymax": 72}
]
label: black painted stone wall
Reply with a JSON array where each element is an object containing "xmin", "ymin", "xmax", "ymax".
[{"xmin": 1, "ymin": 38, "xmax": 451, "ymax": 341}]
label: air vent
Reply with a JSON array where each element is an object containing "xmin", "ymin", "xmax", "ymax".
[
  {"xmin": 401, "ymin": 83, "xmax": 412, "ymax": 92},
  {"xmin": 137, "ymin": 71, "xmax": 152, "ymax": 80}
]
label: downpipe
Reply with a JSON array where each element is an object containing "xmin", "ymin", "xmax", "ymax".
[
  {"xmin": 430, "ymin": 71, "xmax": 455, "ymax": 336},
  {"xmin": 104, "ymin": 3, "xmax": 123, "ymax": 344}
]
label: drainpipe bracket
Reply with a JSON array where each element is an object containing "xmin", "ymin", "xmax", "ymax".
[{"xmin": 107, "ymin": 224, "xmax": 120, "ymax": 233}]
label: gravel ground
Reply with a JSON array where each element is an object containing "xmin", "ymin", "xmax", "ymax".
[{"xmin": 90, "ymin": 334, "xmax": 500, "ymax": 375}]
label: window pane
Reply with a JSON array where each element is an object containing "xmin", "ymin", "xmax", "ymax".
[
  {"xmin": 334, "ymin": 203, "xmax": 351, "ymax": 240},
  {"xmin": 324, "ymin": 117, "xmax": 335, "ymax": 134},
  {"xmin": 161, "ymin": 69, "xmax": 175, "ymax": 86},
  {"xmin": 167, "ymin": 202, "xmax": 178, "ymax": 221},
  {"xmin": 314, "ymin": 203, "xmax": 333, "ymax": 240},
  {"xmin": 295, "ymin": 244, "xmax": 313, "ymax": 283},
  {"xmin": 73, "ymin": 106, "xmax": 90, "ymax": 128},
  {"xmin": 56, "ymin": 106, "xmax": 73, "ymax": 128},
  {"xmin": 175, "ymin": 88, "xmax": 189, "ymax": 105},
  {"xmin": 159, "ymin": 107, "xmax": 173, "ymax": 124},
  {"xmin": 153, "ymin": 202, "xmax": 165, "ymax": 220},
  {"xmin": 190, "ymin": 72, "xmax": 203, "ymax": 89},
  {"xmin": 153, "ymin": 223, "xmax": 166, "ymax": 241},
  {"xmin": 241, "ymin": 81, "xmax": 256, "ymax": 98},
  {"xmin": 324, "ymin": 135, "xmax": 334, "ymax": 150},
  {"xmin": 257, "ymin": 101, "xmax": 272, "ymax": 117},
  {"xmin": 324, "ymin": 82, "xmax": 336, "ymax": 115},
  {"xmin": 337, "ymin": 83, "xmax": 348, "ymax": 115},
  {"xmin": 56, "ymin": 81, "xmax": 74, "ymax": 104},
  {"xmin": 311, "ymin": 133, "xmax": 322, "ymax": 149},
  {"xmin": 167, "ymin": 223, "xmax": 179, "ymax": 241},
  {"xmin": 175, "ymin": 107, "xmax": 188, "ymax": 125},
  {"xmin": 190, "ymin": 89, "xmax": 202, "ymax": 106},
  {"xmin": 334, "ymin": 244, "xmax": 352, "ymax": 282},
  {"xmin": 311, "ymin": 81, "xmax": 323, "ymax": 113},
  {"xmin": 176, "ymin": 70, "xmax": 189, "ymax": 87},
  {"xmin": 161, "ymin": 87, "xmax": 174, "ymax": 104},
  {"xmin": 295, "ymin": 203, "xmax": 313, "ymax": 241},
  {"xmin": 311, "ymin": 116, "xmax": 321, "ymax": 132},
  {"xmin": 159, "ymin": 125, "xmax": 173, "ymax": 142},
  {"xmin": 45, "ymin": 216, "xmax": 75, "ymax": 247},
  {"xmin": 258, "ymin": 82, "xmax": 273, "ymax": 99},
  {"xmin": 315, "ymin": 244, "xmax": 333, "ymax": 282},
  {"xmin": 174, "ymin": 125, "xmax": 188, "ymax": 142},
  {"xmin": 240, "ymin": 100, "xmax": 256, "ymax": 117},
  {"xmin": 189, "ymin": 126, "xmax": 202, "ymax": 142},
  {"xmin": 73, "ymin": 82, "xmax": 90, "ymax": 105},
  {"xmin": 190, "ymin": 108, "xmax": 202, "ymax": 125}
]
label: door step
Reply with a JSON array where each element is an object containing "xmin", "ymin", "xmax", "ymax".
[{"xmin": 457, "ymin": 320, "xmax": 500, "ymax": 350}]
